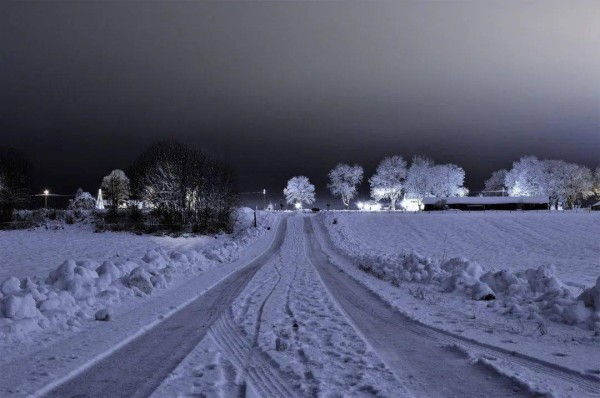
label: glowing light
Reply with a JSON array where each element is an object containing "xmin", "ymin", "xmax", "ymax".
[
  {"xmin": 43, "ymin": 189, "xmax": 49, "ymax": 195},
  {"xmin": 295, "ymin": 202, "xmax": 302, "ymax": 209},
  {"xmin": 401, "ymin": 198, "xmax": 420, "ymax": 212},
  {"xmin": 365, "ymin": 202, "xmax": 381, "ymax": 211},
  {"xmin": 359, "ymin": 201, "xmax": 382, "ymax": 211}
]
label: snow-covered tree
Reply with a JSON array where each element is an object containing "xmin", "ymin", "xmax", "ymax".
[
  {"xmin": 101, "ymin": 169, "xmax": 130, "ymax": 210},
  {"xmin": 504, "ymin": 156, "xmax": 546, "ymax": 197},
  {"xmin": 547, "ymin": 161, "xmax": 593, "ymax": 209},
  {"xmin": 505, "ymin": 156, "xmax": 593, "ymax": 209},
  {"xmin": 369, "ymin": 156, "xmax": 407, "ymax": 210},
  {"xmin": 131, "ymin": 140, "xmax": 237, "ymax": 230},
  {"xmin": 284, "ymin": 176, "xmax": 315, "ymax": 208},
  {"xmin": 593, "ymin": 167, "xmax": 600, "ymax": 198},
  {"xmin": 430, "ymin": 164, "xmax": 466, "ymax": 198},
  {"xmin": 483, "ymin": 169, "xmax": 508, "ymax": 195},
  {"xmin": 69, "ymin": 188, "xmax": 96, "ymax": 210},
  {"xmin": 404, "ymin": 156, "xmax": 435, "ymax": 209},
  {"xmin": 328, "ymin": 163, "xmax": 363, "ymax": 209}
]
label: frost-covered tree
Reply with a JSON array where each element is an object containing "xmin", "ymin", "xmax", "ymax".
[
  {"xmin": 505, "ymin": 156, "xmax": 593, "ymax": 209},
  {"xmin": 504, "ymin": 156, "xmax": 546, "ymax": 197},
  {"xmin": 130, "ymin": 140, "xmax": 237, "ymax": 231},
  {"xmin": 101, "ymin": 169, "xmax": 130, "ymax": 210},
  {"xmin": 284, "ymin": 176, "xmax": 315, "ymax": 207},
  {"xmin": 548, "ymin": 161, "xmax": 593, "ymax": 209},
  {"xmin": 483, "ymin": 169, "xmax": 508, "ymax": 195},
  {"xmin": 69, "ymin": 188, "xmax": 96, "ymax": 210},
  {"xmin": 593, "ymin": 167, "xmax": 600, "ymax": 199},
  {"xmin": 404, "ymin": 156, "xmax": 435, "ymax": 209},
  {"xmin": 369, "ymin": 156, "xmax": 407, "ymax": 210},
  {"xmin": 430, "ymin": 164, "xmax": 466, "ymax": 198},
  {"xmin": 328, "ymin": 163, "xmax": 363, "ymax": 209}
]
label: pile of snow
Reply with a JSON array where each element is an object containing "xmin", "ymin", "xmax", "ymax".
[
  {"xmin": 322, "ymin": 213, "xmax": 600, "ymax": 330},
  {"xmin": 0, "ymin": 210, "xmax": 276, "ymax": 338},
  {"xmin": 0, "ymin": 248, "xmax": 196, "ymax": 336}
]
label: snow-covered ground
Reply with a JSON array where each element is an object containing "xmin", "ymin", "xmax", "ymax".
[
  {"xmin": 153, "ymin": 216, "xmax": 410, "ymax": 397},
  {"xmin": 154, "ymin": 214, "xmax": 599, "ymax": 397},
  {"xmin": 1, "ymin": 210, "xmax": 598, "ymax": 397},
  {"xmin": 0, "ymin": 209, "xmax": 275, "ymax": 340},
  {"xmin": 323, "ymin": 211, "xmax": 599, "ymax": 288},
  {"xmin": 315, "ymin": 211, "xmax": 600, "ymax": 395},
  {"xmin": 0, "ymin": 225, "xmax": 214, "ymax": 281}
]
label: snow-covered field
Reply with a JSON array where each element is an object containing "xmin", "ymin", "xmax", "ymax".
[
  {"xmin": 323, "ymin": 211, "xmax": 600, "ymax": 288},
  {"xmin": 314, "ymin": 213, "xmax": 600, "ymax": 396},
  {"xmin": 0, "ymin": 226, "xmax": 214, "ymax": 281},
  {"xmin": 1, "ymin": 210, "xmax": 599, "ymax": 397},
  {"xmin": 0, "ymin": 209, "xmax": 274, "ymax": 340}
]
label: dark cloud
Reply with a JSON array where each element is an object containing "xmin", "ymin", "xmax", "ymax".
[{"xmin": 1, "ymin": 1, "xmax": 598, "ymax": 208}]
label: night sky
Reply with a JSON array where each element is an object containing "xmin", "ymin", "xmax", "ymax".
[{"xmin": 2, "ymin": 1, "xmax": 599, "ymax": 208}]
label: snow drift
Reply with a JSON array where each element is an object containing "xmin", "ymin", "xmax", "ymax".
[
  {"xmin": 322, "ymin": 213, "xmax": 600, "ymax": 330},
  {"xmin": 0, "ymin": 211, "xmax": 275, "ymax": 338}
]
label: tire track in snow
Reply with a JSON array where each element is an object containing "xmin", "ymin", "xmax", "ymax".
[
  {"xmin": 305, "ymin": 217, "xmax": 533, "ymax": 398},
  {"xmin": 209, "ymin": 309, "xmax": 300, "ymax": 398},
  {"xmin": 39, "ymin": 218, "xmax": 287, "ymax": 398},
  {"xmin": 208, "ymin": 235, "xmax": 302, "ymax": 398},
  {"xmin": 308, "ymin": 216, "xmax": 600, "ymax": 397},
  {"xmin": 252, "ymin": 256, "xmax": 284, "ymax": 347},
  {"xmin": 281, "ymin": 247, "xmax": 320, "ymax": 396}
]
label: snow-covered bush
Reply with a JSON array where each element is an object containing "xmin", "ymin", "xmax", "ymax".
[{"xmin": 69, "ymin": 189, "xmax": 96, "ymax": 210}]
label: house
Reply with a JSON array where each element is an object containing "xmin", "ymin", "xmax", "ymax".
[
  {"xmin": 591, "ymin": 201, "xmax": 600, "ymax": 211},
  {"xmin": 423, "ymin": 196, "xmax": 549, "ymax": 211}
]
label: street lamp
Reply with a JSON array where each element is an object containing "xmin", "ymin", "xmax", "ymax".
[
  {"xmin": 43, "ymin": 189, "xmax": 49, "ymax": 208},
  {"xmin": 295, "ymin": 202, "xmax": 302, "ymax": 210},
  {"xmin": 262, "ymin": 189, "xmax": 266, "ymax": 210}
]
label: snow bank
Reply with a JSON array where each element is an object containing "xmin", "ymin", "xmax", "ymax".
[
  {"xmin": 321, "ymin": 213, "xmax": 600, "ymax": 330},
  {"xmin": 0, "ymin": 210, "xmax": 276, "ymax": 339}
]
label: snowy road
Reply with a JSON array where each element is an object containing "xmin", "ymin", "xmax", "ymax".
[
  {"xmin": 306, "ymin": 217, "xmax": 600, "ymax": 397},
  {"xmin": 39, "ymin": 219, "xmax": 287, "ymax": 398},
  {"xmin": 21, "ymin": 214, "xmax": 599, "ymax": 397}
]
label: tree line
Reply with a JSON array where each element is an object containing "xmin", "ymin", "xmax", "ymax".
[
  {"xmin": 284, "ymin": 155, "xmax": 600, "ymax": 210},
  {"xmin": 484, "ymin": 156, "xmax": 600, "ymax": 209},
  {"xmin": 0, "ymin": 141, "xmax": 237, "ymax": 232}
]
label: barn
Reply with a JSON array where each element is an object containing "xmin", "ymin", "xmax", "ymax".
[{"xmin": 423, "ymin": 196, "xmax": 549, "ymax": 211}]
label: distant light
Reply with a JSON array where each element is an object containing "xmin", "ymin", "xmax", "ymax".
[
  {"xmin": 295, "ymin": 202, "xmax": 302, "ymax": 209},
  {"xmin": 263, "ymin": 189, "xmax": 266, "ymax": 195},
  {"xmin": 357, "ymin": 202, "xmax": 364, "ymax": 210},
  {"xmin": 401, "ymin": 199, "xmax": 420, "ymax": 212},
  {"xmin": 43, "ymin": 189, "xmax": 49, "ymax": 196}
]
